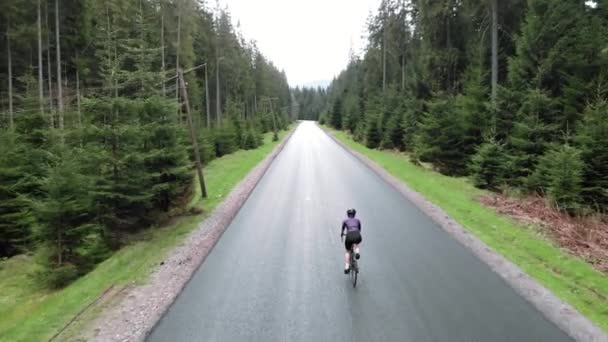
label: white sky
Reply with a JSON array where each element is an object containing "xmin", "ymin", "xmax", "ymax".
[{"xmin": 217, "ymin": 0, "xmax": 382, "ymax": 87}]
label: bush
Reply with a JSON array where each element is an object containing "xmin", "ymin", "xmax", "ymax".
[
  {"xmin": 531, "ymin": 144, "xmax": 584, "ymax": 212},
  {"xmin": 470, "ymin": 139, "xmax": 507, "ymax": 190},
  {"xmin": 215, "ymin": 123, "xmax": 238, "ymax": 157},
  {"xmin": 241, "ymin": 129, "xmax": 260, "ymax": 150},
  {"xmin": 198, "ymin": 128, "xmax": 217, "ymax": 164},
  {"xmin": 38, "ymin": 263, "xmax": 80, "ymax": 289},
  {"xmin": 319, "ymin": 114, "xmax": 327, "ymax": 125},
  {"xmin": 380, "ymin": 114, "xmax": 403, "ymax": 150},
  {"xmin": 364, "ymin": 114, "xmax": 382, "ymax": 149}
]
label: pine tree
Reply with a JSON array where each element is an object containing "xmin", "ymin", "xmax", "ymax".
[
  {"xmin": 506, "ymin": 89, "xmax": 558, "ymax": 186},
  {"xmin": 531, "ymin": 144, "xmax": 584, "ymax": 212},
  {"xmin": 458, "ymin": 65, "xmax": 491, "ymax": 151},
  {"xmin": 140, "ymin": 96, "xmax": 191, "ymax": 212},
  {"xmin": 33, "ymin": 148, "xmax": 100, "ymax": 287},
  {"xmin": 198, "ymin": 127, "xmax": 217, "ymax": 165},
  {"xmin": 214, "ymin": 121, "xmax": 238, "ymax": 157},
  {"xmin": 380, "ymin": 112, "xmax": 402, "ymax": 150},
  {"xmin": 84, "ymin": 98, "xmax": 154, "ymax": 246},
  {"xmin": 508, "ymin": 0, "xmax": 607, "ymax": 126},
  {"xmin": 575, "ymin": 100, "xmax": 608, "ymax": 209},
  {"xmin": 365, "ymin": 114, "xmax": 382, "ymax": 149},
  {"xmin": 470, "ymin": 139, "xmax": 507, "ymax": 190},
  {"xmin": 415, "ymin": 98, "xmax": 469, "ymax": 175},
  {"xmin": 0, "ymin": 132, "xmax": 33, "ymax": 257},
  {"xmin": 330, "ymin": 97, "xmax": 343, "ymax": 129},
  {"xmin": 401, "ymin": 99, "xmax": 422, "ymax": 151}
]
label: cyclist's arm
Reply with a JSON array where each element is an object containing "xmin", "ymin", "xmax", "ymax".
[{"xmin": 341, "ymin": 221, "xmax": 347, "ymax": 236}]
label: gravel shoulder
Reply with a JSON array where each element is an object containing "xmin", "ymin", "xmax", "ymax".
[
  {"xmin": 321, "ymin": 125, "xmax": 608, "ymax": 342},
  {"xmin": 81, "ymin": 126, "xmax": 297, "ymax": 342}
]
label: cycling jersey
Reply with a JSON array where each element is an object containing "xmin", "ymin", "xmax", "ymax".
[{"xmin": 341, "ymin": 218, "xmax": 362, "ymax": 234}]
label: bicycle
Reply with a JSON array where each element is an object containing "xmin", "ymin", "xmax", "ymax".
[
  {"xmin": 342, "ymin": 235, "xmax": 359, "ymax": 288},
  {"xmin": 349, "ymin": 245, "xmax": 359, "ymax": 287}
]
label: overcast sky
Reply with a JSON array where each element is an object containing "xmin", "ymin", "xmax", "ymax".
[{"xmin": 217, "ymin": 0, "xmax": 381, "ymax": 87}]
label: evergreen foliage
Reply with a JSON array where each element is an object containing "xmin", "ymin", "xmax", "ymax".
[
  {"xmin": 296, "ymin": 0, "xmax": 608, "ymax": 214},
  {"xmin": 0, "ymin": 0, "xmax": 293, "ymax": 287}
]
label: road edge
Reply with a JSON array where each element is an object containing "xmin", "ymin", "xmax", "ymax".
[
  {"xmin": 86, "ymin": 124, "xmax": 299, "ymax": 342},
  {"xmin": 320, "ymin": 124, "xmax": 608, "ymax": 342}
]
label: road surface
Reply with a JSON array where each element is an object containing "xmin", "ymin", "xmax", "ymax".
[{"xmin": 148, "ymin": 122, "xmax": 571, "ymax": 342}]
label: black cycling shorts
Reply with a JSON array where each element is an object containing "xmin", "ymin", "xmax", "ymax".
[{"xmin": 344, "ymin": 231, "xmax": 362, "ymax": 251}]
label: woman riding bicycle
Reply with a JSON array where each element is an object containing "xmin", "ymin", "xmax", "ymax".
[{"xmin": 341, "ymin": 208, "xmax": 362, "ymax": 274}]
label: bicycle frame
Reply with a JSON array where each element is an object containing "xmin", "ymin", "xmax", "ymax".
[{"xmin": 349, "ymin": 246, "xmax": 358, "ymax": 287}]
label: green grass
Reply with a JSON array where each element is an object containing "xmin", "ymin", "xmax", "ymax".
[
  {"xmin": 0, "ymin": 129, "xmax": 290, "ymax": 342},
  {"xmin": 329, "ymin": 128, "xmax": 608, "ymax": 332}
]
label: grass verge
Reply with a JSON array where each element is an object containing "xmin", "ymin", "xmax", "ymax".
[
  {"xmin": 328, "ymin": 128, "xmax": 608, "ymax": 333},
  {"xmin": 0, "ymin": 129, "xmax": 290, "ymax": 342}
]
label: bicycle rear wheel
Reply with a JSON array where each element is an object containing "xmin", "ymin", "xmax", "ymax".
[{"xmin": 351, "ymin": 257, "xmax": 358, "ymax": 287}]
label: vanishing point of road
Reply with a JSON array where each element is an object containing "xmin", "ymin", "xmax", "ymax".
[{"xmin": 148, "ymin": 122, "xmax": 571, "ymax": 342}]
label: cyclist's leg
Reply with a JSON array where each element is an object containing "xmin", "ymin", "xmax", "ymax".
[
  {"xmin": 344, "ymin": 236, "xmax": 353, "ymax": 273},
  {"xmin": 354, "ymin": 232, "xmax": 362, "ymax": 259}
]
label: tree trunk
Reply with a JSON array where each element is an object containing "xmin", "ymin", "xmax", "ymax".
[
  {"xmin": 216, "ymin": 55, "xmax": 221, "ymax": 126},
  {"xmin": 160, "ymin": 2, "xmax": 166, "ymax": 95},
  {"xmin": 205, "ymin": 64, "xmax": 210, "ymax": 128},
  {"xmin": 6, "ymin": 24, "xmax": 14, "ymax": 129},
  {"xmin": 139, "ymin": 0, "xmax": 145, "ymax": 91},
  {"xmin": 46, "ymin": 2, "xmax": 55, "ymax": 127},
  {"xmin": 55, "ymin": 0, "xmax": 64, "ymax": 129},
  {"xmin": 175, "ymin": 0, "xmax": 182, "ymax": 106},
  {"xmin": 491, "ymin": 0, "xmax": 498, "ymax": 104},
  {"xmin": 382, "ymin": 28, "xmax": 387, "ymax": 93},
  {"xmin": 38, "ymin": 0, "xmax": 45, "ymax": 118},
  {"xmin": 76, "ymin": 64, "xmax": 81, "ymax": 126},
  {"xmin": 401, "ymin": 55, "xmax": 406, "ymax": 91},
  {"xmin": 57, "ymin": 228, "xmax": 62, "ymax": 266},
  {"xmin": 446, "ymin": 8, "xmax": 453, "ymax": 91}
]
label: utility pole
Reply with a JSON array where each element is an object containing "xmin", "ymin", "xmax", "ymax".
[
  {"xmin": 215, "ymin": 56, "xmax": 224, "ymax": 126},
  {"xmin": 204, "ymin": 63, "xmax": 211, "ymax": 128},
  {"xmin": 178, "ymin": 68, "xmax": 208, "ymax": 198}
]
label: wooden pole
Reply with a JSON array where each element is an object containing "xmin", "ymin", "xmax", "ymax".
[
  {"xmin": 204, "ymin": 64, "xmax": 210, "ymax": 128},
  {"xmin": 178, "ymin": 68, "xmax": 208, "ymax": 198}
]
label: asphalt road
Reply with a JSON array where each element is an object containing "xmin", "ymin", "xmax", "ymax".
[{"xmin": 148, "ymin": 121, "xmax": 571, "ymax": 342}]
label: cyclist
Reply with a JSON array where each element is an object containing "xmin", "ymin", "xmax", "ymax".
[{"xmin": 341, "ymin": 208, "xmax": 362, "ymax": 274}]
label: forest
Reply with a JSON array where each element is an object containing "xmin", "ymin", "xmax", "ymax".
[
  {"xmin": 302, "ymin": 0, "xmax": 608, "ymax": 215},
  {"xmin": 0, "ymin": 0, "xmax": 291, "ymax": 287}
]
